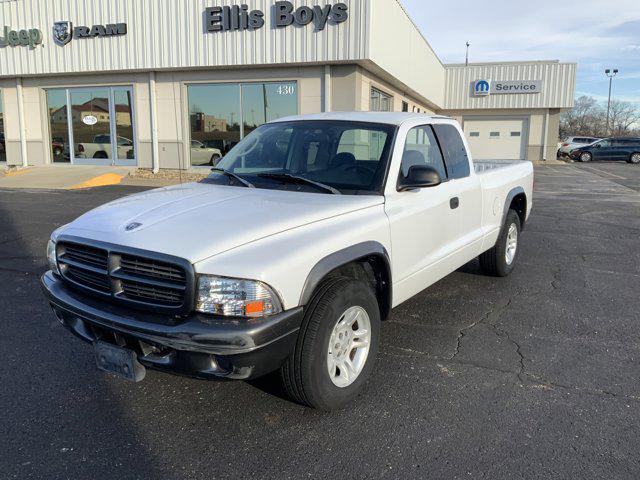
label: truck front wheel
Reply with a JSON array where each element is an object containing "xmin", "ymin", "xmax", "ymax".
[
  {"xmin": 479, "ymin": 209, "xmax": 522, "ymax": 277},
  {"xmin": 281, "ymin": 277, "xmax": 380, "ymax": 410}
]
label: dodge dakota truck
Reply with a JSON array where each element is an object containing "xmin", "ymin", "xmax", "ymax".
[{"xmin": 42, "ymin": 113, "xmax": 533, "ymax": 409}]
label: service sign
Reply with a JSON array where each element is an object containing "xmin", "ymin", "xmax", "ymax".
[{"xmin": 474, "ymin": 79, "xmax": 543, "ymax": 96}]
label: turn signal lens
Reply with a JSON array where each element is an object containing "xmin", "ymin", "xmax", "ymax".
[
  {"xmin": 47, "ymin": 239, "xmax": 60, "ymax": 275},
  {"xmin": 195, "ymin": 275, "xmax": 283, "ymax": 318}
]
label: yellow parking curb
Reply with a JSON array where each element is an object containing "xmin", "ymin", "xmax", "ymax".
[
  {"xmin": 68, "ymin": 173, "xmax": 124, "ymax": 190},
  {"xmin": 4, "ymin": 168, "xmax": 31, "ymax": 177}
]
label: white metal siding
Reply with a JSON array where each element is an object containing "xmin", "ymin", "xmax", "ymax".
[
  {"xmin": 444, "ymin": 62, "xmax": 576, "ymax": 110},
  {"xmin": 0, "ymin": 0, "xmax": 371, "ymax": 76}
]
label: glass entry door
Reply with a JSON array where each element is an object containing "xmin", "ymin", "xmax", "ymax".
[{"xmin": 47, "ymin": 86, "xmax": 136, "ymax": 166}]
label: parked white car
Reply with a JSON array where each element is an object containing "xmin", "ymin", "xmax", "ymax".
[
  {"xmin": 190, "ymin": 140, "xmax": 223, "ymax": 166},
  {"xmin": 43, "ymin": 112, "xmax": 533, "ymax": 409},
  {"xmin": 558, "ymin": 136, "xmax": 600, "ymax": 157},
  {"xmin": 75, "ymin": 135, "xmax": 134, "ymax": 159}
]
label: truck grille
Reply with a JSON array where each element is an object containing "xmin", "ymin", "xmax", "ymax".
[{"xmin": 56, "ymin": 240, "xmax": 193, "ymax": 313}]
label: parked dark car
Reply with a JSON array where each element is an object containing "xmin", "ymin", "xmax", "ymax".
[{"xmin": 570, "ymin": 137, "xmax": 640, "ymax": 164}]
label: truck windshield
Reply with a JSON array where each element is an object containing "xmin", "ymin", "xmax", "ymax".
[{"xmin": 204, "ymin": 121, "xmax": 397, "ymax": 195}]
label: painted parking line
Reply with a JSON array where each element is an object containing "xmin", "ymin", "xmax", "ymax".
[{"xmin": 579, "ymin": 165, "xmax": 627, "ymax": 180}]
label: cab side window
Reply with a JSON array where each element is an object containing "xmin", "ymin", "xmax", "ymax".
[
  {"xmin": 433, "ymin": 124, "xmax": 471, "ymax": 179},
  {"xmin": 401, "ymin": 125, "xmax": 447, "ymax": 180}
]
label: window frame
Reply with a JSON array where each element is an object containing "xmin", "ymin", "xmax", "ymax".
[
  {"xmin": 370, "ymin": 87, "xmax": 394, "ymax": 112},
  {"xmin": 186, "ymin": 80, "xmax": 299, "ymax": 168},
  {"xmin": 396, "ymin": 123, "xmax": 449, "ymax": 192}
]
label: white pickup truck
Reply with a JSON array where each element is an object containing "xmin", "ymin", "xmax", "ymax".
[{"xmin": 42, "ymin": 113, "xmax": 533, "ymax": 409}]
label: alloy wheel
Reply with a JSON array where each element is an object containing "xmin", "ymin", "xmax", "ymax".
[{"xmin": 327, "ymin": 306, "xmax": 371, "ymax": 388}]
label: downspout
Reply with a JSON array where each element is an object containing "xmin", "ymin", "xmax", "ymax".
[
  {"xmin": 149, "ymin": 71, "xmax": 160, "ymax": 173},
  {"xmin": 324, "ymin": 65, "xmax": 332, "ymax": 112},
  {"xmin": 16, "ymin": 78, "xmax": 28, "ymax": 168},
  {"xmin": 542, "ymin": 110, "xmax": 550, "ymax": 162}
]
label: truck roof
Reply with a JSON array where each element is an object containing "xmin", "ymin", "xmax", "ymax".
[{"xmin": 270, "ymin": 112, "xmax": 452, "ymax": 126}]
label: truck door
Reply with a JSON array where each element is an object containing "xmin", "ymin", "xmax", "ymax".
[
  {"xmin": 432, "ymin": 124, "xmax": 484, "ymax": 261},
  {"xmin": 384, "ymin": 124, "xmax": 458, "ymax": 305}
]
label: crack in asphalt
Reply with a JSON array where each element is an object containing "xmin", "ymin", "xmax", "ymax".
[{"xmin": 405, "ymin": 259, "xmax": 640, "ymax": 403}]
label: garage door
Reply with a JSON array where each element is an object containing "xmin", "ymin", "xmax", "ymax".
[{"xmin": 463, "ymin": 118, "xmax": 527, "ymax": 161}]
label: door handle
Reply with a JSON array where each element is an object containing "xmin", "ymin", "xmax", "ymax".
[{"xmin": 450, "ymin": 197, "xmax": 460, "ymax": 210}]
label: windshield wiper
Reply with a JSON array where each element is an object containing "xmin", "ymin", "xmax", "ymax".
[
  {"xmin": 211, "ymin": 168, "xmax": 255, "ymax": 189},
  {"xmin": 257, "ymin": 173, "xmax": 342, "ymax": 195}
]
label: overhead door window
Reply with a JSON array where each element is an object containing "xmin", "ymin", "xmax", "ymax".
[
  {"xmin": 402, "ymin": 125, "xmax": 447, "ymax": 180},
  {"xmin": 433, "ymin": 124, "xmax": 470, "ymax": 179},
  {"xmin": 188, "ymin": 82, "xmax": 297, "ymax": 167}
]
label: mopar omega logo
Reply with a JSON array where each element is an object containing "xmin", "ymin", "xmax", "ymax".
[{"xmin": 474, "ymin": 80, "xmax": 491, "ymax": 96}]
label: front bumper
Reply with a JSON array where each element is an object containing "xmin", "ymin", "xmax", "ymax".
[{"xmin": 41, "ymin": 271, "xmax": 304, "ymax": 380}]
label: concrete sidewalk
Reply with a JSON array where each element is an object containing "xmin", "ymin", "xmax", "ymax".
[{"xmin": 0, "ymin": 165, "xmax": 185, "ymax": 190}]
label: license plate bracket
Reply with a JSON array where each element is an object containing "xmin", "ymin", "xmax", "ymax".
[{"xmin": 94, "ymin": 341, "xmax": 146, "ymax": 382}]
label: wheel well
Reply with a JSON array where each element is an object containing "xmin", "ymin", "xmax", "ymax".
[
  {"xmin": 323, "ymin": 256, "xmax": 392, "ymax": 322},
  {"xmin": 509, "ymin": 193, "xmax": 527, "ymax": 229}
]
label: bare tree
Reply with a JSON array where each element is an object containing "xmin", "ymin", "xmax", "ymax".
[
  {"xmin": 608, "ymin": 100, "xmax": 640, "ymax": 136},
  {"xmin": 560, "ymin": 96, "xmax": 640, "ymax": 139}
]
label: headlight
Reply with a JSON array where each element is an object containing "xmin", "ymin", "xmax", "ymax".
[
  {"xmin": 47, "ymin": 239, "xmax": 60, "ymax": 275},
  {"xmin": 195, "ymin": 275, "xmax": 283, "ymax": 317}
]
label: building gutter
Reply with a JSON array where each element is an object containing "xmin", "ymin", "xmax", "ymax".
[
  {"xmin": 16, "ymin": 78, "xmax": 28, "ymax": 168},
  {"xmin": 324, "ymin": 65, "xmax": 332, "ymax": 112},
  {"xmin": 543, "ymin": 110, "xmax": 549, "ymax": 161},
  {"xmin": 149, "ymin": 72, "xmax": 160, "ymax": 173}
]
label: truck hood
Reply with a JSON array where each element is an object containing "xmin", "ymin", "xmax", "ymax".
[{"xmin": 59, "ymin": 182, "xmax": 383, "ymax": 263}]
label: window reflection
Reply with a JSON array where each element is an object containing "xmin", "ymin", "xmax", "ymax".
[
  {"xmin": 70, "ymin": 89, "xmax": 112, "ymax": 160},
  {"xmin": 188, "ymin": 82, "xmax": 298, "ymax": 167},
  {"xmin": 47, "ymin": 89, "xmax": 71, "ymax": 162}
]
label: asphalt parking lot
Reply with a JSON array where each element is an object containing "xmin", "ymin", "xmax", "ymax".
[{"xmin": 1, "ymin": 162, "xmax": 639, "ymax": 479}]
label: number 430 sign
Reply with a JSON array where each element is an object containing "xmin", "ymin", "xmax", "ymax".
[{"xmin": 276, "ymin": 85, "xmax": 295, "ymax": 96}]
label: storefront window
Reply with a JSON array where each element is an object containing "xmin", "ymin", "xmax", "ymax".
[
  {"xmin": 47, "ymin": 89, "xmax": 71, "ymax": 162},
  {"xmin": 0, "ymin": 90, "xmax": 5, "ymax": 163},
  {"xmin": 188, "ymin": 82, "xmax": 297, "ymax": 167}
]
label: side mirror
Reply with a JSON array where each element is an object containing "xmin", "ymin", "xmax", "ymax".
[
  {"xmin": 595, "ymin": 144, "xmax": 601, "ymax": 148},
  {"xmin": 398, "ymin": 165, "xmax": 442, "ymax": 191}
]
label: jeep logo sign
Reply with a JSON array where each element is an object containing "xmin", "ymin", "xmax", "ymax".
[
  {"xmin": 0, "ymin": 26, "xmax": 43, "ymax": 49},
  {"xmin": 474, "ymin": 80, "xmax": 543, "ymax": 96},
  {"xmin": 205, "ymin": 1, "xmax": 348, "ymax": 32}
]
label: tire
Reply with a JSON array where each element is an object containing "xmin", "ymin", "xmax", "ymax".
[
  {"xmin": 579, "ymin": 152, "xmax": 592, "ymax": 162},
  {"xmin": 210, "ymin": 154, "xmax": 221, "ymax": 166},
  {"xmin": 480, "ymin": 210, "xmax": 522, "ymax": 277},
  {"xmin": 93, "ymin": 151, "xmax": 108, "ymax": 159},
  {"xmin": 630, "ymin": 152, "xmax": 640, "ymax": 164},
  {"xmin": 281, "ymin": 276, "xmax": 380, "ymax": 410}
]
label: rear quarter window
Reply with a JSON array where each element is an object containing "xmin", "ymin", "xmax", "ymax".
[{"xmin": 433, "ymin": 124, "xmax": 470, "ymax": 179}]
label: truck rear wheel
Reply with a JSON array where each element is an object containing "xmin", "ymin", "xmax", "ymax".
[
  {"xmin": 281, "ymin": 277, "xmax": 380, "ymax": 410},
  {"xmin": 480, "ymin": 209, "xmax": 521, "ymax": 277}
]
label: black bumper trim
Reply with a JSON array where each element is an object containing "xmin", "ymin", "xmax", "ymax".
[{"xmin": 41, "ymin": 271, "xmax": 304, "ymax": 380}]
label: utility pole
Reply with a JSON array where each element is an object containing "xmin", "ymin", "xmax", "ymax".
[
  {"xmin": 605, "ymin": 68, "xmax": 619, "ymax": 135},
  {"xmin": 465, "ymin": 42, "xmax": 470, "ymax": 66}
]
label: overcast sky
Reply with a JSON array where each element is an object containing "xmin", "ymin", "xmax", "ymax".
[{"xmin": 400, "ymin": 0, "xmax": 640, "ymax": 104}]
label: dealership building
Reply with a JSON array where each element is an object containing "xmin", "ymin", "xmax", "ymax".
[{"xmin": 0, "ymin": 0, "xmax": 576, "ymax": 170}]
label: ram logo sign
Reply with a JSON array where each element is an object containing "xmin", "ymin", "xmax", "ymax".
[{"xmin": 474, "ymin": 80, "xmax": 491, "ymax": 96}]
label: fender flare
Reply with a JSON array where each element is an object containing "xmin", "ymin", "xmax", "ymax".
[
  {"xmin": 502, "ymin": 186, "xmax": 527, "ymax": 229},
  {"xmin": 299, "ymin": 241, "xmax": 392, "ymax": 317}
]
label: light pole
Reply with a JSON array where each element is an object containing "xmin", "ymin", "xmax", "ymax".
[
  {"xmin": 465, "ymin": 42, "xmax": 470, "ymax": 66},
  {"xmin": 605, "ymin": 68, "xmax": 618, "ymax": 135}
]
